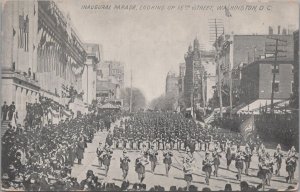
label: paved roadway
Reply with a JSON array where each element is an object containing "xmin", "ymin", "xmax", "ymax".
[{"xmin": 71, "ymin": 120, "xmax": 299, "ymax": 191}]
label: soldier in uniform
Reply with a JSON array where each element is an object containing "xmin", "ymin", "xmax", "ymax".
[
  {"xmin": 202, "ymin": 152, "xmax": 213, "ymax": 185},
  {"xmin": 258, "ymin": 145, "xmax": 267, "ymax": 163},
  {"xmin": 225, "ymin": 140, "xmax": 233, "ymax": 170},
  {"xmin": 265, "ymin": 152, "xmax": 275, "ymax": 186},
  {"xmin": 273, "ymin": 144, "xmax": 283, "ymax": 176},
  {"xmin": 102, "ymin": 146, "xmax": 113, "ymax": 177},
  {"xmin": 204, "ymin": 135, "xmax": 210, "ymax": 151},
  {"xmin": 135, "ymin": 153, "xmax": 148, "ymax": 183},
  {"xmin": 148, "ymin": 144, "xmax": 158, "ymax": 173},
  {"xmin": 212, "ymin": 147, "xmax": 221, "ymax": 177},
  {"xmin": 141, "ymin": 143, "xmax": 149, "ymax": 159},
  {"xmin": 163, "ymin": 145, "xmax": 173, "ymax": 177},
  {"xmin": 257, "ymin": 153, "xmax": 269, "ymax": 191},
  {"xmin": 286, "ymin": 146, "xmax": 298, "ymax": 184},
  {"xmin": 96, "ymin": 142, "xmax": 104, "ymax": 168},
  {"xmin": 235, "ymin": 147, "xmax": 244, "ymax": 181},
  {"xmin": 243, "ymin": 144, "xmax": 252, "ymax": 175},
  {"xmin": 183, "ymin": 155, "xmax": 193, "ymax": 189},
  {"xmin": 120, "ymin": 149, "xmax": 130, "ymax": 181}
]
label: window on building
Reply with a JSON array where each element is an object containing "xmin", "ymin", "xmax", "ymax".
[{"xmin": 273, "ymin": 82, "xmax": 279, "ymax": 92}]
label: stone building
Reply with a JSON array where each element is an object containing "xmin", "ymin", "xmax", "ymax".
[
  {"xmin": 82, "ymin": 43, "xmax": 101, "ymax": 105},
  {"xmin": 1, "ymin": 1, "xmax": 89, "ymax": 125},
  {"xmin": 183, "ymin": 38, "xmax": 207, "ymax": 110},
  {"xmin": 165, "ymin": 71, "xmax": 179, "ymax": 96}
]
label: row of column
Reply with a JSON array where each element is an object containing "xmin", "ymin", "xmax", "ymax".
[{"xmin": 15, "ymin": 85, "xmax": 39, "ymax": 125}]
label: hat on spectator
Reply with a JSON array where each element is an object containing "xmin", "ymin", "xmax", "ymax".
[{"xmin": 2, "ymin": 173, "xmax": 9, "ymax": 180}]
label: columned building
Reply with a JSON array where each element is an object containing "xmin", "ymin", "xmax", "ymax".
[
  {"xmin": 37, "ymin": 1, "xmax": 86, "ymax": 104},
  {"xmin": 2, "ymin": 1, "xmax": 40, "ymax": 123},
  {"xmin": 1, "ymin": 1, "xmax": 88, "ymax": 125},
  {"xmin": 82, "ymin": 43, "xmax": 100, "ymax": 105}
]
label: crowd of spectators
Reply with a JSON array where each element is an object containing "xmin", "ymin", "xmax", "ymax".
[{"xmin": 1, "ymin": 112, "xmax": 104, "ymax": 191}]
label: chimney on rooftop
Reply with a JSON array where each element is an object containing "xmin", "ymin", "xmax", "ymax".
[
  {"xmin": 268, "ymin": 26, "xmax": 273, "ymax": 35},
  {"xmin": 278, "ymin": 25, "xmax": 281, "ymax": 35}
]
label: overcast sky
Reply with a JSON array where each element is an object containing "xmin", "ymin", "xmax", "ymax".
[{"xmin": 56, "ymin": 0, "xmax": 298, "ymax": 103}]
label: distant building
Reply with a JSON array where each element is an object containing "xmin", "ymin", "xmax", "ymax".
[
  {"xmin": 97, "ymin": 60, "xmax": 124, "ymax": 88},
  {"xmin": 201, "ymin": 50, "xmax": 216, "ymax": 102},
  {"xmin": 178, "ymin": 63, "xmax": 186, "ymax": 94},
  {"xmin": 82, "ymin": 43, "xmax": 100, "ymax": 105},
  {"xmin": 217, "ymin": 33, "xmax": 294, "ymax": 88},
  {"xmin": 240, "ymin": 59, "xmax": 294, "ymax": 105},
  {"xmin": 96, "ymin": 60, "xmax": 124, "ymax": 106},
  {"xmin": 184, "ymin": 38, "xmax": 207, "ymax": 110},
  {"xmin": 165, "ymin": 71, "xmax": 179, "ymax": 96}
]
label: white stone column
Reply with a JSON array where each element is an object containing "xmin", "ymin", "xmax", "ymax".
[{"xmin": 15, "ymin": 86, "xmax": 21, "ymax": 115}]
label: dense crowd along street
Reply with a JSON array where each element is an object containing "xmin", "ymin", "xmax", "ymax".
[
  {"xmin": 1, "ymin": 111, "xmax": 298, "ymax": 191},
  {"xmin": 1, "ymin": 0, "xmax": 299, "ymax": 191}
]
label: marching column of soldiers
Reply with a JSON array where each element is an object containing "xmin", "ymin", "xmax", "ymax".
[{"xmin": 100, "ymin": 111, "xmax": 298, "ymax": 189}]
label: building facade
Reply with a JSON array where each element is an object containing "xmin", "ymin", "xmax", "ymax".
[
  {"xmin": 96, "ymin": 61, "xmax": 124, "ymax": 106},
  {"xmin": 97, "ymin": 60, "xmax": 124, "ymax": 88},
  {"xmin": 240, "ymin": 60, "xmax": 294, "ymax": 104},
  {"xmin": 216, "ymin": 33, "xmax": 294, "ymax": 88},
  {"xmin": 82, "ymin": 43, "xmax": 100, "ymax": 105},
  {"xmin": 184, "ymin": 38, "xmax": 207, "ymax": 109},
  {"xmin": 1, "ymin": 1, "xmax": 89, "ymax": 125},
  {"xmin": 165, "ymin": 71, "xmax": 179, "ymax": 96}
]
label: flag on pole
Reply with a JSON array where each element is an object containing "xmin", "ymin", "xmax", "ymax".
[
  {"xmin": 18, "ymin": 14, "xmax": 25, "ymax": 48},
  {"xmin": 240, "ymin": 115, "xmax": 255, "ymax": 141},
  {"xmin": 225, "ymin": 6, "xmax": 232, "ymax": 17}
]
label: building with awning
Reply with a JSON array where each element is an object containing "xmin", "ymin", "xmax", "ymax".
[
  {"xmin": 235, "ymin": 99, "xmax": 291, "ymax": 114},
  {"xmin": 98, "ymin": 103, "xmax": 120, "ymax": 110}
]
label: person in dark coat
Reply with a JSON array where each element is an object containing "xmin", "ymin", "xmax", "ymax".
[
  {"xmin": 286, "ymin": 146, "xmax": 298, "ymax": 184},
  {"xmin": 148, "ymin": 144, "xmax": 158, "ymax": 173},
  {"xmin": 135, "ymin": 153, "xmax": 148, "ymax": 183},
  {"xmin": 76, "ymin": 137, "xmax": 85, "ymax": 165},
  {"xmin": 235, "ymin": 148, "xmax": 244, "ymax": 181},
  {"xmin": 202, "ymin": 152, "xmax": 213, "ymax": 185},
  {"xmin": 96, "ymin": 142, "xmax": 104, "ymax": 168},
  {"xmin": 120, "ymin": 149, "xmax": 130, "ymax": 181},
  {"xmin": 183, "ymin": 155, "xmax": 193, "ymax": 189},
  {"xmin": 212, "ymin": 147, "xmax": 221, "ymax": 177},
  {"xmin": 243, "ymin": 144, "xmax": 253, "ymax": 175},
  {"xmin": 103, "ymin": 146, "xmax": 113, "ymax": 177},
  {"xmin": 8, "ymin": 102, "xmax": 15, "ymax": 121},
  {"xmin": 163, "ymin": 145, "xmax": 173, "ymax": 177},
  {"xmin": 273, "ymin": 144, "xmax": 283, "ymax": 176},
  {"xmin": 2, "ymin": 101, "xmax": 9, "ymax": 121},
  {"xmin": 226, "ymin": 141, "xmax": 234, "ymax": 170}
]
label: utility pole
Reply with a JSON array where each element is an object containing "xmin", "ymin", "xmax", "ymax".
[
  {"xmin": 129, "ymin": 68, "xmax": 133, "ymax": 113},
  {"xmin": 209, "ymin": 18, "xmax": 224, "ymax": 118},
  {"xmin": 265, "ymin": 36, "xmax": 287, "ymax": 113},
  {"xmin": 202, "ymin": 71, "xmax": 207, "ymax": 116}
]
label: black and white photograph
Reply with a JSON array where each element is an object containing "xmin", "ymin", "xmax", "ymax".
[{"xmin": 1, "ymin": 0, "xmax": 299, "ymax": 191}]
